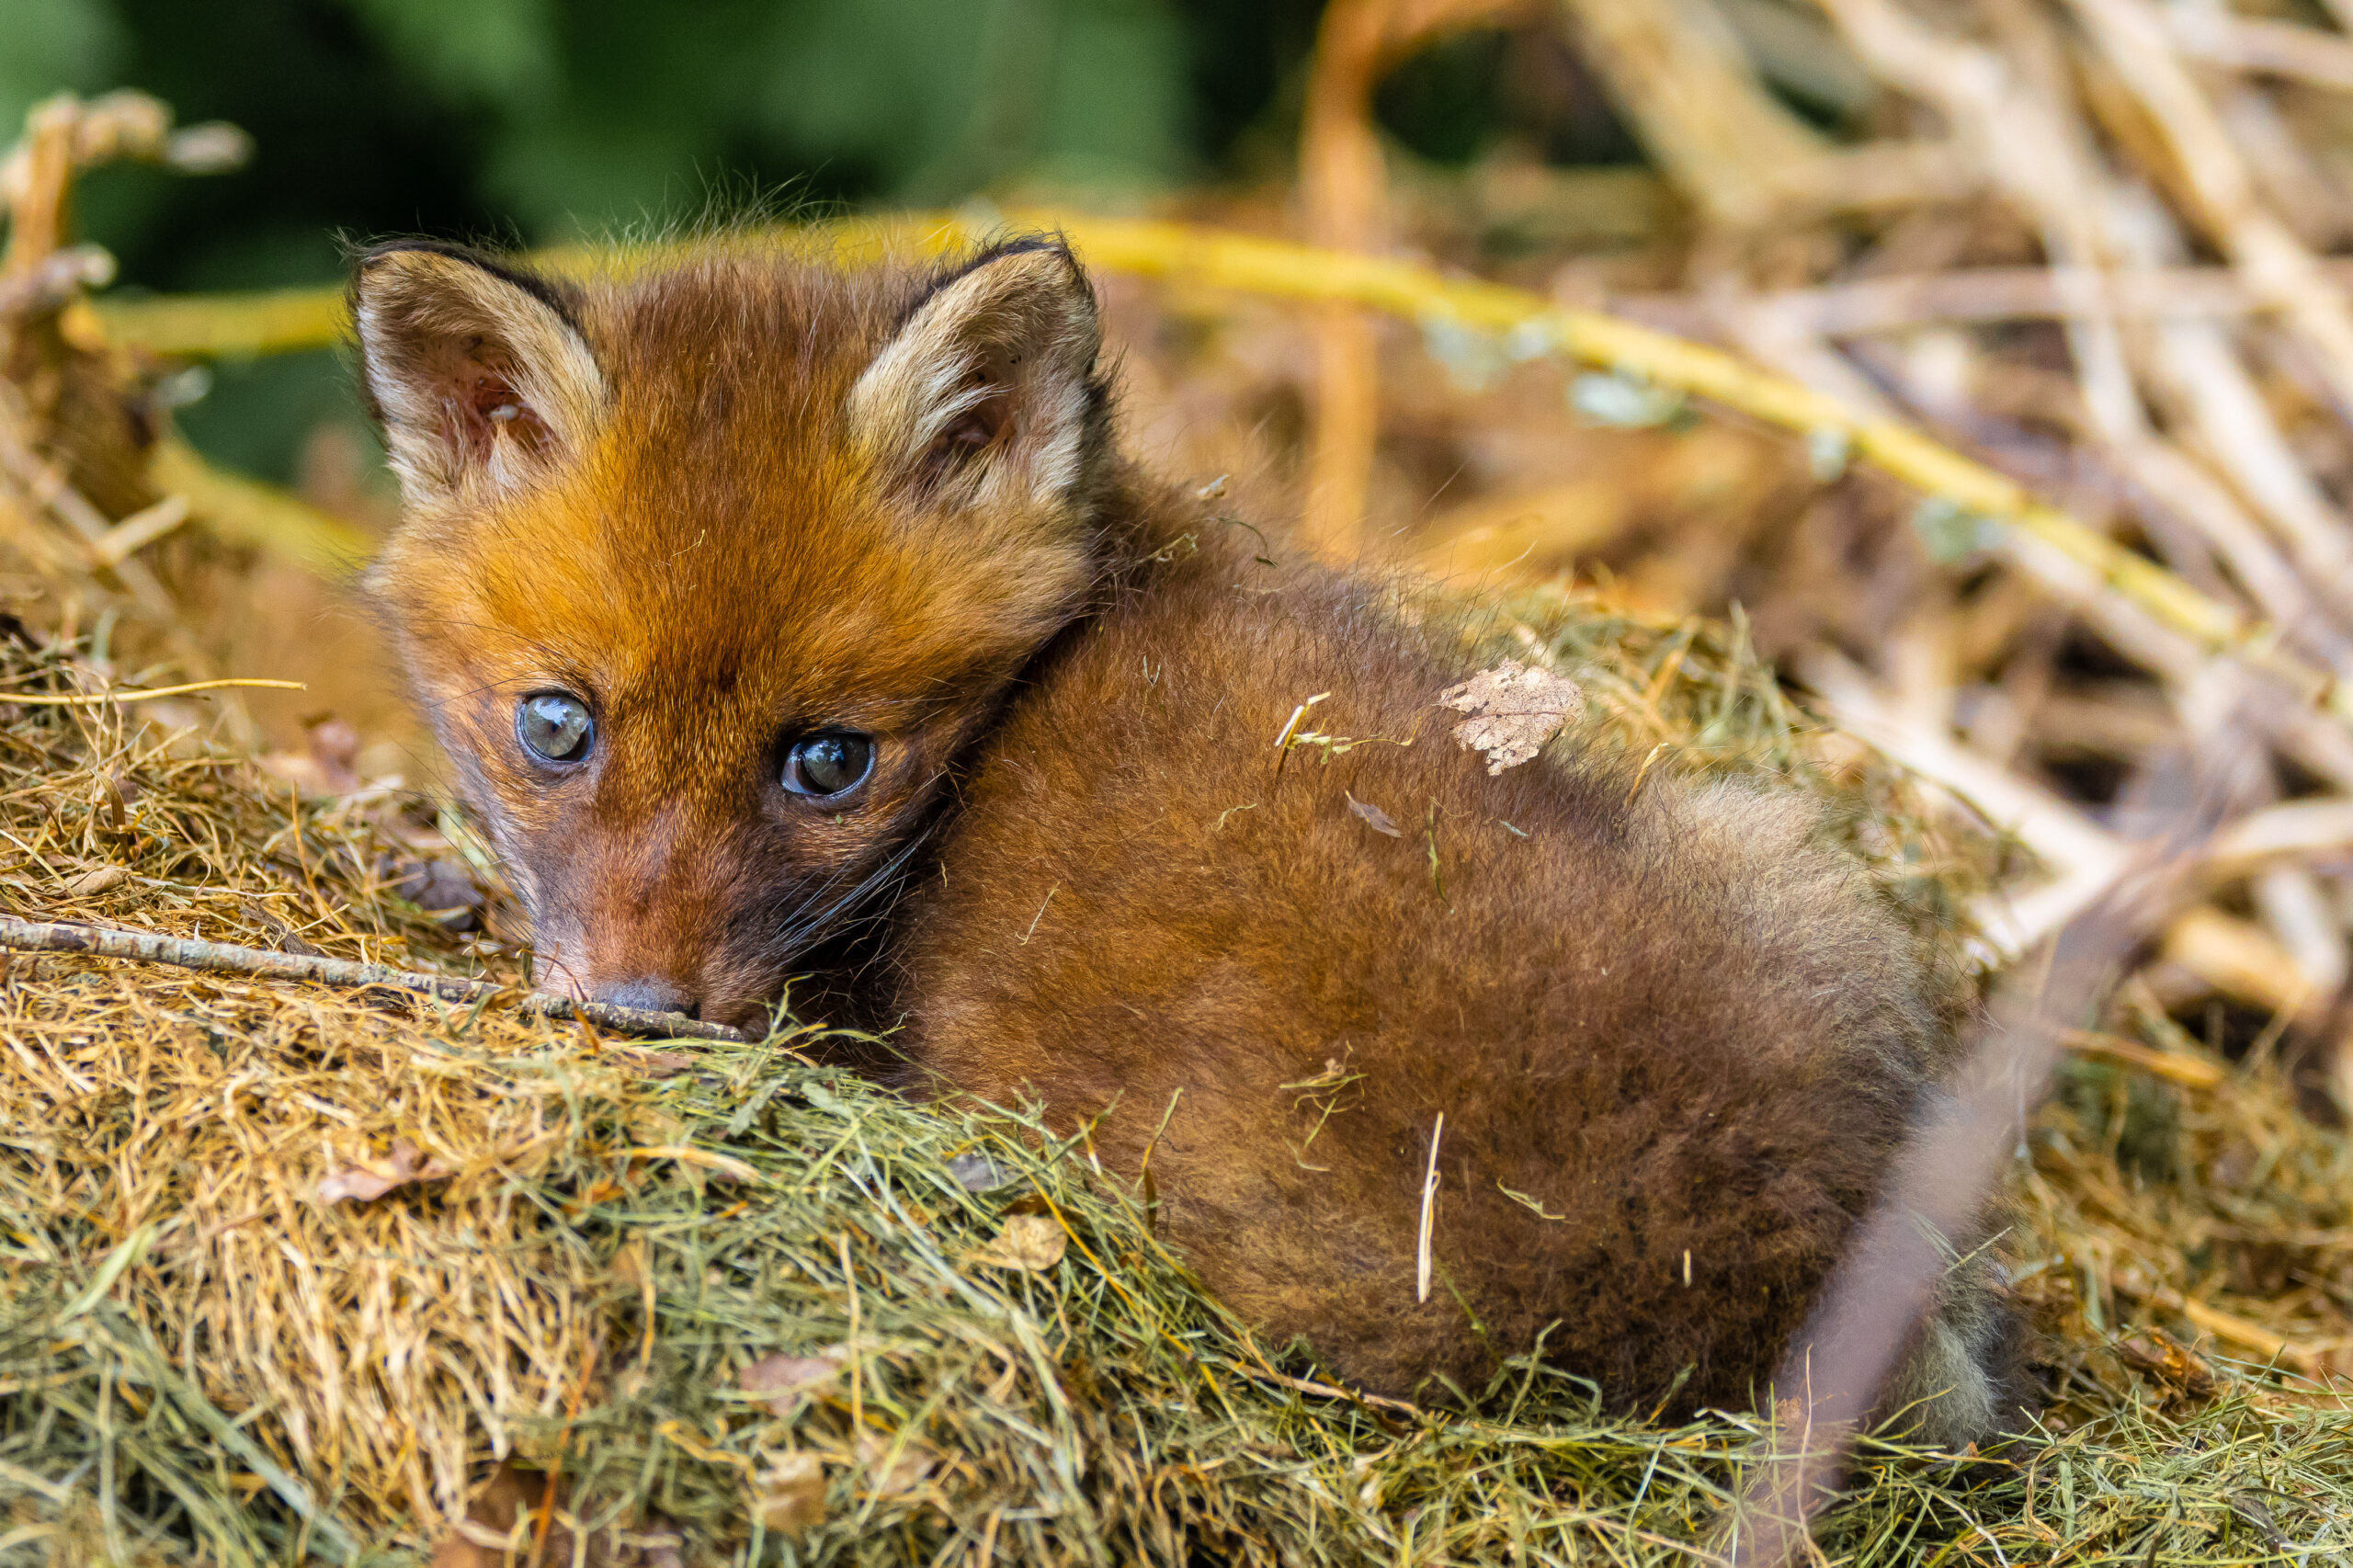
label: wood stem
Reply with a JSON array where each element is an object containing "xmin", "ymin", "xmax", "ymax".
[
  {"xmin": 89, "ymin": 210, "xmax": 2346, "ymax": 717},
  {"xmin": 0, "ymin": 914, "xmax": 746, "ymax": 1042}
]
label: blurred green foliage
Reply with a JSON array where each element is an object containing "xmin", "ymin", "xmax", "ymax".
[
  {"xmin": 0, "ymin": 0, "xmax": 123, "ymax": 135},
  {"xmin": 17, "ymin": 0, "xmax": 1341, "ymax": 292},
  {"xmin": 1, "ymin": 0, "xmax": 1339, "ymax": 480},
  {"xmin": 0, "ymin": 0, "xmax": 1638, "ymax": 483}
]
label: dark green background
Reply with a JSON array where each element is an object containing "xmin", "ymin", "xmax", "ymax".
[{"xmin": 5, "ymin": 0, "xmax": 1635, "ymax": 481}]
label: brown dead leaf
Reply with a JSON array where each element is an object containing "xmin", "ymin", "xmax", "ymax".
[
  {"xmin": 752, "ymin": 1451, "xmax": 828, "ymax": 1539},
  {"xmin": 1346, "ymin": 792, "xmax": 1403, "ymax": 836},
  {"xmin": 855, "ymin": 1431, "xmax": 938, "ymax": 1501},
  {"xmin": 611, "ymin": 1046, "xmax": 697, "ymax": 1077},
  {"xmin": 431, "ymin": 1462, "xmax": 678, "ymax": 1567},
  {"xmin": 258, "ymin": 715, "xmax": 364, "ymax": 798},
  {"xmin": 968, "ymin": 1212, "xmax": 1068, "ymax": 1272},
  {"xmin": 237, "ymin": 898, "xmax": 324, "ymax": 958},
  {"xmin": 392, "ymin": 857, "xmax": 487, "ymax": 929},
  {"xmin": 62, "ymin": 863, "xmax": 127, "ymax": 897},
  {"xmin": 740, "ymin": 1347, "xmax": 847, "ymax": 1413},
  {"xmin": 2115, "ymin": 1325, "xmax": 2218, "ymax": 1404},
  {"xmin": 1436, "ymin": 661, "xmax": 1586, "ymax": 774},
  {"xmin": 318, "ymin": 1138, "xmax": 452, "ymax": 1205}
]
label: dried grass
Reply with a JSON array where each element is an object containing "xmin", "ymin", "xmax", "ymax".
[
  {"xmin": 0, "ymin": 605, "xmax": 2347, "ymax": 1566},
  {"xmin": 7, "ymin": 16, "xmax": 2353, "ymax": 1557}
]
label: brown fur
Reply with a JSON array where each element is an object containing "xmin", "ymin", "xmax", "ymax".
[{"xmin": 356, "ymin": 235, "xmax": 2026, "ymax": 1440}]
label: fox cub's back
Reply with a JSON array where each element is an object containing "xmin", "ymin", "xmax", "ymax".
[{"xmin": 885, "ymin": 538, "xmax": 2010, "ymax": 1422}]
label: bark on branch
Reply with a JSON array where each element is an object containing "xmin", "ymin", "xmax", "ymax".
[{"xmin": 0, "ymin": 914, "xmax": 747, "ymax": 1042}]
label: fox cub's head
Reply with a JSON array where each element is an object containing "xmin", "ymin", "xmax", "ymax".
[{"xmin": 355, "ymin": 237, "xmax": 1111, "ymax": 1028}]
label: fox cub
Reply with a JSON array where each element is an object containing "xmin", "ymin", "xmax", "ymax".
[{"xmin": 354, "ymin": 234, "xmax": 2023, "ymax": 1442}]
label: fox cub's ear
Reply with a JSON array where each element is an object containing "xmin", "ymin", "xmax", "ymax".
[
  {"xmin": 849, "ymin": 241, "xmax": 1100, "ymax": 507},
  {"xmin": 350, "ymin": 244, "xmax": 605, "ymax": 508}
]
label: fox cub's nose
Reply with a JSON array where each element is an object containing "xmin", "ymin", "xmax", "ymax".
[{"xmin": 596, "ymin": 978, "xmax": 700, "ymax": 1020}]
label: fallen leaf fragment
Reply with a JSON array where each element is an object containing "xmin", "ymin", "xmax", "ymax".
[
  {"xmin": 856, "ymin": 1431, "xmax": 938, "ymax": 1501},
  {"xmin": 945, "ymin": 1150, "xmax": 1015, "ymax": 1192},
  {"xmin": 98, "ymin": 773, "xmax": 130, "ymax": 832},
  {"xmin": 2115, "ymin": 1324, "xmax": 2217, "ymax": 1404},
  {"xmin": 431, "ymin": 1462, "xmax": 679, "ymax": 1566},
  {"xmin": 969, "ymin": 1212, "xmax": 1067, "ymax": 1272},
  {"xmin": 752, "ymin": 1451, "xmax": 827, "ymax": 1539},
  {"xmin": 318, "ymin": 1138, "xmax": 451, "ymax": 1205},
  {"xmin": 1436, "ymin": 661, "xmax": 1586, "ymax": 774},
  {"xmin": 1346, "ymin": 793, "xmax": 1403, "ymax": 836},
  {"xmin": 740, "ymin": 1346, "xmax": 848, "ymax": 1413},
  {"xmin": 63, "ymin": 864, "xmax": 127, "ymax": 897},
  {"xmin": 392, "ymin": 856, "xmax": 487, "ymax": 926},
  {"xmin": 612, "ymin": 1046, "xmax": 697, "ymax": 1077}
]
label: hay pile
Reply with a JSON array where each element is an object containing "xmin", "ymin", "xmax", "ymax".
[
  {"xmin": 0, "ymin": 62, "xmax": 2349, "ymax": 1565},
  {"xmin": 1, "ymin": 601, "xmax": 2349, "ymax": 1566}
]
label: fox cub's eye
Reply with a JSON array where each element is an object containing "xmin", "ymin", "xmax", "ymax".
[
  {"xmin": 517, "ymin": 691, "xmax": 595, "ymax": 765},
  {"xmin": 783, "ymin": 732, "xmax": 875, "ymax": 799}
]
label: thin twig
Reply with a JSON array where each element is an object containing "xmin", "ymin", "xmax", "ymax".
[
  {"xmin": 87, "ymin": 494, "xmax": 190, "ymax": 570},
  {"xmin": 0, "ymin": 915, "xmax": 745, "ymax": 1042},
  {"xmin": 1552, "ymin": 0, "xmax": 1829, "ymax": 226},
  {"xmin": 1416, "ymin": 1110, "xmax": 1443, "ymax": 1304},
  {"xmin": 1235, "ymin": 1364, "xmax": 1430, "ymax": 1420},
  {"xmin": 2165, "ymin": 7, "xmax": 2353, "ymax": 94},
  {"xmin": 2068, "ymin": 0, "xmax": 2353, "ymax": 417},
  {"xmin": 0, "ymin": 383, "xmax": 174, "ymax": 617}
]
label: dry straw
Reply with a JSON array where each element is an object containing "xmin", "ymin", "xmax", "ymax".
[
  {"xmin": 0, "ymin": 602, "xmax": 2348, "ymax": 1564},
  {"xmin": 7, "ymin": 0, "xmax": 2353, "ymax": 1549}
]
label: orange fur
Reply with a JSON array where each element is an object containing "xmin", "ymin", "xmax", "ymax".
[{"xmin": 358, "ymin": 236, "xmax": 2026, "ymax": 1441}]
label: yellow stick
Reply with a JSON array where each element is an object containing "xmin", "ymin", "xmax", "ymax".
[
  {"xmin": 74, "ymin": 285, "xmax": 346, "ymax": 359},
  {"xmin": 89, "ymin": 211, "xmax": 2293, "ymax": 698},
  {"xmin": 0, "ymin": 676, "xmax": 304, "ymax": 706},
  {"xmin": 148, "ymin": 437, "xmax": 374, "ymax": 573}
]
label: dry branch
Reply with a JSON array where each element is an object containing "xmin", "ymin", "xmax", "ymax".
[
  {"xmin": 1299, "ymin": 0, "xmax": 1393, "ymax": 562},
  {"xmin": 0, "ymin": 915, "xmax": 745, "ymax": 1042},
  {"xmin": 0, "ymin": 676, "xmax": 301, "ymax": 707},
  {"xmin": 2068, "ymin": 0, "xmax": 2353, "ymax": 416},
  {"xmin": 1553, "ymin": 0, "xmax": 1825, "ymax": 226},
  {"xmin": 1297, "ymin": 0, "xmax": 1518, "ymax": 561},
  {"xmin": 87, "ymin": 214, "xmax": 2314, "ymax": 710}
]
